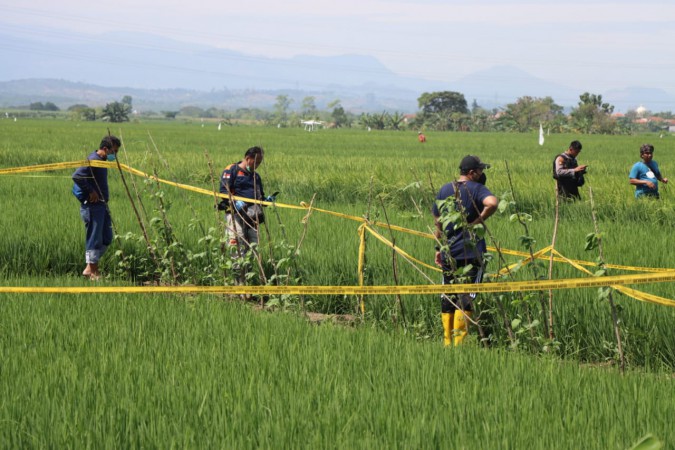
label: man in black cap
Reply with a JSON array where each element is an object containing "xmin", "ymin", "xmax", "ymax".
[{"xmin": 432, "ymin": 155, "xmax": 499, "ymax": 346}]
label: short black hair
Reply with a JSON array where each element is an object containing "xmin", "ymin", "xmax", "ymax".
[
  {"xmin": 569, "ymin": 140, "xmax": 582, "ymax": 151},
  {"xmin": 244, "ymin": 146, "xmax": 264, "ymax": 159},
  {"xmin": 640, "ymin": 143, "xmax": 654, "ymax": 154},
  {"xmin": 100, "ymin": 135, "xmax": 121, "ymax": 150}
]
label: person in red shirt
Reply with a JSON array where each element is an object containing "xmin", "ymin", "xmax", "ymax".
[{"xmin": 418, "ymin": 132, "xmax": 426, "ymax": 143}]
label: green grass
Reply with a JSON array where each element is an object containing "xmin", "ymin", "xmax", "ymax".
[{"xmin": 0, "ymin": 294, "xmax": 672, "ymax": 449}]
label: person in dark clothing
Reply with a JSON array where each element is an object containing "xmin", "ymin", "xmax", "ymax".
[
  {"xmin": 219, "ymin": 146, "xmax": 275, "ymax": 255},
  {"xmin": 432, "ymin": 155, "xmax": 499, "ymax": 346},
  {"xmin": 553, "ymin": 140, "xmax": 587, "ymax": 200},
  {"xmin": 71, "ymin": 135, "xmax": 121, "ymax": 280}
]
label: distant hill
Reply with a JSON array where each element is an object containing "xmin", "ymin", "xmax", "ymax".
[
  {"xmin": 452, "ymin": 65, "xmax": 580, "ymax": 108},
  {"xmin": 2, "ymin": 31, "xmax": 674, "ymax": 113},
  {"xmin": 0, "ymin": 79, "xmax": 424, "ymax": 113}
]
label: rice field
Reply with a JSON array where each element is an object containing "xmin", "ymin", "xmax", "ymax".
[{"xmin": 1, "ymin": 118, "xmax": 674, "ymax": 448}]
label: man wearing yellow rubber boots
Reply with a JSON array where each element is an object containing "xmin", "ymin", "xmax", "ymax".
[{"xmin": 432, "ymin": 155, "xmax": 498, "ymax": 346}]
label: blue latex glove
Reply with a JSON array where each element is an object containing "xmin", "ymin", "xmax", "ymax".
[
  {"xmin": 234, "ymin": 200, "xmax": 246, "ymax": 211},
  {"xmin": 265, "ymin": 195, "xmax": 276, "ymax": 202}
]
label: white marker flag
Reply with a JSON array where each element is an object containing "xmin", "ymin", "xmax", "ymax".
[{"xmin": 538, "ymin": 123, "xmax": 545, "ymax": 146}]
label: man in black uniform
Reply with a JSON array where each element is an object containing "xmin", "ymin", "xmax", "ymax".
[{"xmin": 553, "ymin": 140, "xmax": 587, "ymax": 200}]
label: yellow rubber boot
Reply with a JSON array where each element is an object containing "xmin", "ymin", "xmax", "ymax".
[
  {"xmin": 453, "ymin": 310, "xmax": 472, "ymax": 346},
  {"xmin": 441, "ymin": 313, "xmax": 454, "ymax": 347}
]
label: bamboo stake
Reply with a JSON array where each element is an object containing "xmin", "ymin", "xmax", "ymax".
[
  {"xmin": 589, "ymin": 187, "xmax": 626, "ymax": 372},
  {"xmin": 205, "ymin": 152, "xmax": 231, "ymax": 286},
  {"xmin": 292, "ymin": 194, "xmax": 316, "ymax": 312},
  {"xmin": 547, "ymin": 183, "xmax": 560, "ymax": 340},
  {"xmin": 357, "ymin": 224, "xmax": 366, "ymax": 315},
  {"xmin": 111, "ymin": 131, "xmax": 160, "ymax": 273},
  {"xmin": 505, "ymin": 160, "xmax": 550, "ymax": 339},
  {"xmin": 378, "ymin": 197, "xmax": 406, "ymax": 329}
]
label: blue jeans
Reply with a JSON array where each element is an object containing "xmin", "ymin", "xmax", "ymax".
[{"xmin": 80, "ymin": 203, "xmax": 112, "ymax": 264}]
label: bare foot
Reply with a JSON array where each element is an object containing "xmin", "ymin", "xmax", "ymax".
[{"xmin": 83, "ymin": 263, "xmax": 98, "ymax": 278}]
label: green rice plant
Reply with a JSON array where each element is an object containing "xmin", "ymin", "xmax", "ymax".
[
  {"xmin": 0, "ymin": 292, "xmax": 673, "ymax": 448},
  {"xmin": 1, "ymin": 119, "xmax": 675, "ymax": 369}
]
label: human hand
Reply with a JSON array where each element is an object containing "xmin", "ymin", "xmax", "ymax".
[
  {"xmin": 234, "ymin": 200, "xmax": 246, "ymax": 211},
  {"xmin": 265, "ymin": 191, "xmax": 279, "ymax": 202},
  {"xmin": 88, "ymin": 191, "xmax": 100, "ymax": 203},
  {"xmin": 646, "ymin": 181, "xmax": 655, "ymax": 190},
  {"xmin": 662, "ymin": 178, "xmax": 668, "ymax": 184},
  {"xmin": 434, "ymin": 251, "xmax": 442, "ymax": 267},
  {"xmin": 576, "ymin": 165, "xmax": 588, "ymax": 173}
]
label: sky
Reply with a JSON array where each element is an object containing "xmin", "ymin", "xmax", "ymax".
[{"xmin": 2, "ymin": 0, "xmax": 675, "ymax": 95}]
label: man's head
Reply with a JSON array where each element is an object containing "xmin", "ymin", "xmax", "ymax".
[
  {"xmin": 568, "ymin": 140, "xmax": 582, "ymax": 156},
  {"xmin": 459, "ymin": 155, "xmax": 490, "ymax": 182},
  {"xmin": 244, "ymin": 146, "xmax": 264, "ymax": 172},
  {"xmin": 640, "ymin": 143, "xmax": 654, "ymax": 162},
  {"xmin": 100, "ymin": 135, "xmax": 121, "ymax": 154},
  {"xmin": 99, "ymin": 136, "xmax": 121, "ymax": 161}
]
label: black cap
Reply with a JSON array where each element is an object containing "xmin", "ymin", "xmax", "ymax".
[{"xmin": 459, "ymin": 155, "xmax": 490, "ymax": 172}]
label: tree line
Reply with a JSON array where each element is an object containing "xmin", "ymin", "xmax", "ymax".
[
  {"xmin": 11, "ymin": 91, "xmax": 674, "ymax": 134},
  {"xmin": 408, "ymin": 91, "xmax": 671, "ymax": 135},
  {"xmin": 234, "ymin": 91, "xmax": 674, "ymax": 134}
]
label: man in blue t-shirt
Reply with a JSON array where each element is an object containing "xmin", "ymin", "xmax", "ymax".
[
  {"xmin": 629, "ymin": 144, "xmax": 669, "ymax": 199},
  {"xmin": 432, "ymin": 155, "xmax": 499, "ymax": 346}
]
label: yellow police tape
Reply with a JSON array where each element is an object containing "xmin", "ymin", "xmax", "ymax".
[
  {"xmin": 1, "ymin": 270, "xmax": 675, "ymax": 295},
  {"xmin": 0, "ymin": 160, "xmax": 670, "ymax": 270},
  {"xmin": 363, "ymin": 224, "xmax": 441, "ymax": 272},
  {"xmin": 2, "ymin": 160, "xmax": 675, "ymax": 304},
  {"xmin": 549, "ymin": 248, "xmax": 675, "ymax": 307},
  {"xmin": 354, "ymin": 230, "xmax": 675, "ymax": 307}
]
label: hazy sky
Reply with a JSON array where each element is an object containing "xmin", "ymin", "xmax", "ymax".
[{"xmin": 2, "ymin": 0, "xmax": 675, "ymax": 94}]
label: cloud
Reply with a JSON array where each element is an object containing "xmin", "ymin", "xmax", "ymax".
[{"xmin": 5, "ymin": 1, "xmax": 675, "ymax": 28}]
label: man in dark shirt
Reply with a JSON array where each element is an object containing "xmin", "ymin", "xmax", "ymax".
[
  {"xmin": 553, "ymin": 140, "xmax": 587, "ymax": 200},
  {"xmin": 432, "ymin": 155, "xmax": 499, "ymax": 346},
  {"xmin": 220, "ymin": 146, "xmax": 270, "ymax": 255},
  {"xmin": 72, "ymin": 135, "xmax": 120, "ymax": 280}
]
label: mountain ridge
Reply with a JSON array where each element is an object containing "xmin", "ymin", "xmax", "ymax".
[{"xmin": 2, "ymin": 30, "xmax": 674, "ymax": 113}]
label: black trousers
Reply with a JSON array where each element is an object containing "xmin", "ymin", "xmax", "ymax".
[{"xmin": 440, "ymin": 258, "xmax": 484, "ymax": 313}]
